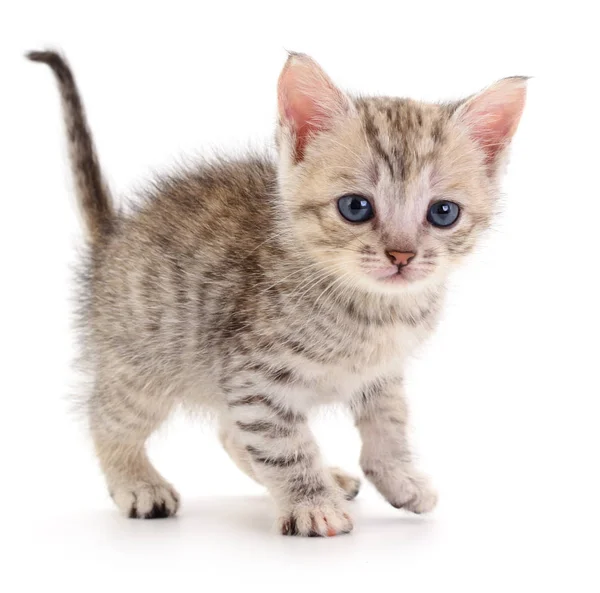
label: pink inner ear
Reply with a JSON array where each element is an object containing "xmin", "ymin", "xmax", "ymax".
[
  {"xmin": 278, "ymin": 55, "xmax": 347, "ymax": 161},
  {"xmin": 460, "ymin": 80, "xmax": 527, "ymax": 165},
  {"xmin": 280, "ymin": 83, "xmax": 325, "ymax": 159}
]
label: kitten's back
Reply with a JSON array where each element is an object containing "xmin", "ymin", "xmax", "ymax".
[{"xmin": 83, "ymin": 156, "xmax": 280, "ymax": 384}]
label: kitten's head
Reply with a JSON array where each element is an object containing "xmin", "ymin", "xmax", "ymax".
[{"xmin": 275, "ymin": 53, "xmax": 527, "ymax": 294}]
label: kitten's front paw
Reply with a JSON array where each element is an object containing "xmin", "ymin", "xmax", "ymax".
[
  {"xmin": 278, "ymin": 499, "xmax": 353, "ymax": 537},
  {"xmin": 111, "ymin": 482, "xmax": 180, "ymax": 519},
  {"xmin": 365, "ymin": 466, "xmax": 438, "ymax": 514}
]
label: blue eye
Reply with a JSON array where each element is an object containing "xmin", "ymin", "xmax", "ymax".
[
  {"xmin": 337, "ymin": 195, "xmax": 374, "ymax": 223},
  {"xmin": 427, "ymin": 201, "xmax": 460, "ymax": 228}
]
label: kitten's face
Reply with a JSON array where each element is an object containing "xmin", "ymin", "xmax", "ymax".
[{"xmin": 276, "ymin": 55, "xmax": 526, "ymax": 295}]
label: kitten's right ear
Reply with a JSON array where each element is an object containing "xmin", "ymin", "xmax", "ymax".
[{"xmin": 277, "ymin": 53, "xmax": 352, "ymax": 162}]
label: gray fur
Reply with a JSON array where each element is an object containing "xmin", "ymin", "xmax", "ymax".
[{"xmin": 28, "ymin": 51, "xmax": 526, "ymax": 535}]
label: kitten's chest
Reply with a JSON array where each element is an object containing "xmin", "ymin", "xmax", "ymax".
[{"xmin": 297, "ymin": 321, "xmax": 428, "ymax": 405}]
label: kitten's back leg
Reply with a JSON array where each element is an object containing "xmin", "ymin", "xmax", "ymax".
[{"xmin": 89, "ymin": 380, "xmax": 179, "ymax": 518}]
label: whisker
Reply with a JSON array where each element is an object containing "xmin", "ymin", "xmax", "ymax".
[{"xmin": 258, "ymin": 260, "xmax": 327, "ymax": 295}]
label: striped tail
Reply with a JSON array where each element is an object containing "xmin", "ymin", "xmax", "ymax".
[{"xmin": 27, "ymin": 50, "xmax": 114, "ymax": 243}]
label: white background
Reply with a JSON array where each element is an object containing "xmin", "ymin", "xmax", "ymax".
[{"xmin": 2, "ymin": 1, "xmax": 599, "ymax": 591}]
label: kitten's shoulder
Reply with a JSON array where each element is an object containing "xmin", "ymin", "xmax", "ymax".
[{"xmin": 117, "ymin": 153, "xmax": 278, "ymax": 251}]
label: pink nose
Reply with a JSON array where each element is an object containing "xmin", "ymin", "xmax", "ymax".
[{"xmin": 386, "ymin": 251, "xmax": 416, "ymax": 267}]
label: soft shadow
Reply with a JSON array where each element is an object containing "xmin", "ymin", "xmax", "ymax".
[
  {"xmin": 39, "ymin": 494, "xmax": 440, "ymax": 555},
  {"xmin": 182, "ymin": 494, "xmax": 274, "ymax": 535}
]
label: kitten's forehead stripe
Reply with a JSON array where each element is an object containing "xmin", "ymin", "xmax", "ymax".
[
  {"xmin": 355, "ymin": 97, "xmax": 451, "ymax": 183},
  {"xmin": 361, "ymin": 107, "xmax": 395, "ymax": 179}
]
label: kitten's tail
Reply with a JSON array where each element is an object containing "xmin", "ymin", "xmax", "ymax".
[{"xmin": 27, "ymin": 50, "xmax": 114, "ymax": 243}]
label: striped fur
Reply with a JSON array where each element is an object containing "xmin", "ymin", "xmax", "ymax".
[
  {"xmin": 29, "ymin": 51, "xmax": 526, "ymax": 535},
  {"xmin": 27, "ymin": 51, "xmax": 114, "ymax": 243}
]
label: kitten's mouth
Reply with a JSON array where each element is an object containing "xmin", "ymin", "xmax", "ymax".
[
  {"xmin": 380, "ymin": 270, "xmax": 412, "ymax": 284},
  {"xmin": 367, "ymin": 266, "xmax": 426, "ymax": 285}
]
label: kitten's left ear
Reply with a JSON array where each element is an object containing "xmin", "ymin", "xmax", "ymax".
[
  {"xmin": 277, "ymin": 53, "xmax": 353, "ymax": 162},
  {"xmin": 455, "ymin": 77, "xmax": 528, "ymax": 170}
]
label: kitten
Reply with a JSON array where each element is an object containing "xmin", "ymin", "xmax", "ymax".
[{"xmin": 28, "ymin": 50, "xmax": 526, "ymax": 536}]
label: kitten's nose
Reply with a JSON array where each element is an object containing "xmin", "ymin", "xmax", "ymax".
[{"xmin": 386, "ymin": 251, "xmax": 416, "ymax": 267}]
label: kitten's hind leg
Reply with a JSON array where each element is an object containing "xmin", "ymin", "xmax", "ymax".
[
  {"xmin": 89, "ymin": 382, "xmax": 180, "ymax": 519},
  {"xmin": 330, "ymin": 467, "xmax": 361, "ymax": 501}
]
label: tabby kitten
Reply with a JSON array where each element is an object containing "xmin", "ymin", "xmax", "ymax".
[{"xmin": 28, "ymin": 50, "xmax": 526, "ymax": 536}]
